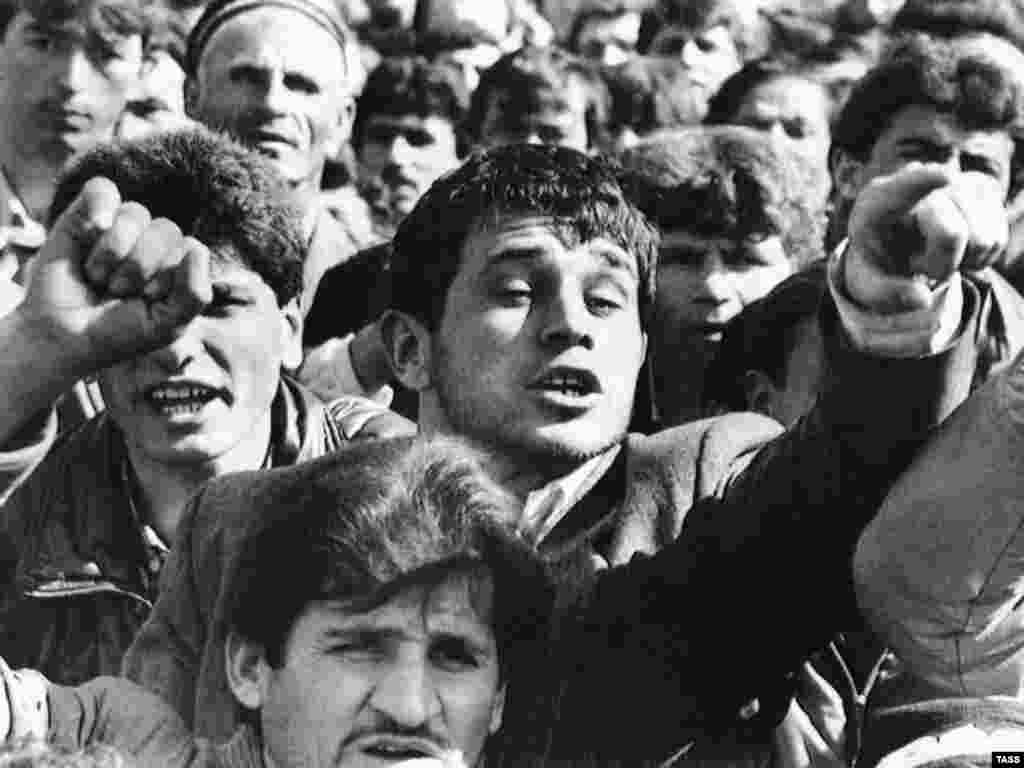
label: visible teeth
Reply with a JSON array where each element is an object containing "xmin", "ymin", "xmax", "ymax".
[{"xmin": 150, "ymin": 386, "xmax": 215, "ymax": 402}]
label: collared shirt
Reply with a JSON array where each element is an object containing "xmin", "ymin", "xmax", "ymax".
[
  {"xmin": 0, "ymin": 168, "xmax": 46, "ymax": 284},
  {"xmin": 519, "ymin": 445, "xmax": 621, "ymax": 547}
]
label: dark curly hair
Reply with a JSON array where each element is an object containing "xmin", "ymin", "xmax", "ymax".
[
  {"xmin": 832, "ymin": 33, "xmax": 1024, "ymax": 199},
  {"xmin": 390, "ymin": 142, "xmax": 659, "ymax": 332},
  {"xmin": 620, "ymin": 125, "xmax": 827, "ymax": 270},
  {"xmin": 223, "ymin": 434, "xmax": 548, "ymax": 683},
  {"xmin": 353, "ymin": 55, "xmax": 470, "ymax": 154},
  {"xmin": 465, "ymin": 46, "xmax": 610, "ymax": 150},
  {"xmin": 49, "ymin": 128, "xmax": 306, "ymax": 305}
]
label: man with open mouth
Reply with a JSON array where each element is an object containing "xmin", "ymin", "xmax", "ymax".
[
  {"xmin": 130, "ymin": 142, "xmax": 988, "ymax": 764},
  {"xmin": 0, "ymin": 129, "xmax": 411, "ymax": 687}
]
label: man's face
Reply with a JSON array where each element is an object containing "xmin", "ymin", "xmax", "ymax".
[
  {"xmin": 647, "ymin": 23, "xmax": 740, "ymax": 95},
  {"xmin": 0, "ymin": 6, "xmax": 142, "ymax": 169},
  {"xmin": 99, "ymin": 259, "xmax": 300, "ymax": 468},
  {"xmin": 576, "ymin": 12, "xmax": 640, "ymax": 67},
  {"xmin": 253, "ymin": 578, "xmax": 504, "ymax": 768},
  {"xmin": 654, "ymin": 229, "xmax": 791, "ymax": 356},
  {"xmin": 426, "ymin": 216, "xmax": 646, "ymax": 469},
  {"xmin": 477, "ymin": 78, "xmax": 589, "ymax": 151},
  {"xmin": 117, "ymin": 49, "xmax": 188, "ymax": 140},
  {"xmin": 190, "ymin": 8, "xmax": 351, "ymax": 190},
  {"xmin": 358, "ymin": 114, "xmax": 460, "ymax": 220},
  {"xmin": 840, "ymin": 104, "xmax": 1014, "ymax": 207},
  {"xmin": 732, "ymin": 76, "xmax": 831, "ymax": 168}
]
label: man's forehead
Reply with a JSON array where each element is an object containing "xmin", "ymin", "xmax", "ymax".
[
  {"xmin": 880, "ymin": 104, "xmax": 1009, "ymax": 143},
  {"xmin": 318, "ymin": 575, "xmax": 496, "ymax": 633},
  {"xmin": 199, "ymin": 7, "xmax": 346, "ymax": 71},
  {"xmin": 466, "ymin": 214, "xmax": 638, "ymax": 275}
]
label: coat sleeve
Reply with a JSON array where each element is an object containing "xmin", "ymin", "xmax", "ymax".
[
  {"xmin": 854, "ymin": 342, "xmax": 1024, "ymax": 698},
  {"xmin": 45, "ymin": 676, "xmax": 199, "ymax": 765},
  {"xmin": 121, "ymin": 489, "xmax": 210, "ymax": 730},
  {"xmin": 576, "ymin": 282, "xmax": 982, "ymax": 734}
]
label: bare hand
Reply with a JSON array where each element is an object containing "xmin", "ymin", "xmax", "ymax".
[
  {"xmin": 19, "ymin": 177, "xmax": 211, "ymax": 377},
  {"xmin": 845, "ymin": 164, "xmax": 1008, "ymax": 313}
]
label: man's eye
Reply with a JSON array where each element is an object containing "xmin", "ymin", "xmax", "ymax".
[
  {"xmin": 330, "ymin": 642, "xmax": 380, "ymax": 660},
  {"xmin": 586, "ymin": 294, "xmax": 622, "ymax": 315},
  {"xmin": 695, "ymin": 36, "xmax": 717, "ymax": 53},
  {"xmin": 432, "ymin": 639, "xmax": 480, "ymax": 670},
  {"xmin": 406, "ymin": 130, "xmax": 434, "ymax": 147},
  {"xmin": 283, "ymin": 73, "xmax": 319, "ymax": 94},
  {"xmin": 24, "ymin": 32, "xmax": 53, "ymax": 51},
  {"xmin": 783, "ymin": 120, "xmax": 807, "ymax": 139},
  {"xmin": 495, "ymin": 282, "xmax": 532, "ymax": 303}
]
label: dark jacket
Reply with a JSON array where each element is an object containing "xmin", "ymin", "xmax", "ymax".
[
  {"xmin": 0, "ymin": 376, "xmax": 412, "ymax": 685},
  {"xmin": 121, "ymin": 287, "xmax": 980, "ymax": 765}
]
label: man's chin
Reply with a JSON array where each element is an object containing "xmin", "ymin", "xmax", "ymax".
[{"xmin": 512, "ymin": 422, "xmax": 623, "ymax": 472}]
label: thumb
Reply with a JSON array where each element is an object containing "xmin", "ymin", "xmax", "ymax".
[{"xmin": 39, "ymin": 177, "xmax": 121, "ymax": 277}]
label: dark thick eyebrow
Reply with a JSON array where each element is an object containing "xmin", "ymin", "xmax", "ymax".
[
  {"xmin": 894, "ymin": 137, "xmax": 949, "ymax": 153},
  {"xmin": 593, "ymin": 248, "xmax": 638, "ymax": 280},
  {"xmin": 486, "ymin": 246, "xmax": 548, "ymax": 270},
  {"xmin": 487, "ymin": 245, "xmax": 638, "ymax": 281}
]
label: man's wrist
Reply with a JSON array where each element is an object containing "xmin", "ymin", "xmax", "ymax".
[
  {"xmin": 3, "ymin": 307, "xmax": 86, "ymax": 385},
  {"xmin": 830, "ymin": 241, "xmax": 966, "ymax": 357}
]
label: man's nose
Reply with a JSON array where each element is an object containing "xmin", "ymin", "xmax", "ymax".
[
  {"xmin": 369, "ymin": 659, "xmax": 440, "ymax": 728},
  {"xmin": 253, "ymin": 72, "xmax": 289, "ymax": 115},
  {"xmin": 387, "ymin": 134, "xmax": 414, "ymax": 165},
  {"xmin": 53, "ymin": 47, "xmax": 95, "ymax": 93},
  {"xmin": 148, "ymin": 320, "xmax": 204, "ymax": 372},
  {"xmin": 695, "ymin": 253, "xmax": 733, "ymax": 303},
  {"xmin": 539, "ymin": 289, "xmax": 595, "ymax": 349},
  {"xmin": 681, "ymin": 39, "xmax": 704, "ymax": 69}
]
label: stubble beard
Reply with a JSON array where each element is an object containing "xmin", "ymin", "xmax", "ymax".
[{"xmin": 431, "ymin": 339, "xmax": 625, "ymax": 481}]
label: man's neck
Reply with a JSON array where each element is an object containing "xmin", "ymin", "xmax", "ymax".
[
  {"xmin": 124, "ymin": 410, "xmax": 274, "ymax": 543},
  {"xmin": 286, "ymin": 177, "xmax": 322, "ymax": 240},
  {"xmin": 0, "ymin": 143, "xmax": 60, "ymax": 224}
]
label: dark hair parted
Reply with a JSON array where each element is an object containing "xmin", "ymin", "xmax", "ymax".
[
  {"xmin": 833, "ymin": 34, "xmax": 1024, "ymax": 195},
  {"xmin": 0, "ymin": 0, "xmax": 152, "ymax": 46},
  {"xmin": 223, "ymin": 434, "xmax": 549, "ymax": 682},
  {"xmin": 353, "ymin": 55, "xmax": 470, "ymax": 153},
  {"xmin": 390, "ymin": 143, "xmax": 659, "ymax": 332},
  {"xmin": 619, "ymin": 126, "xmax": 826, "ymax": 269},
  {"xmin": 465, "ymin": 46, "xmax": 609, "ymax": 149},
  {"xmin": 49, "ymin": 128, "xmax": 305, "ymax": 305}
]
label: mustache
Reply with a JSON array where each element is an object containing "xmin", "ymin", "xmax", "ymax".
[{"xmin": 344, "ymin": 722, "xmax": 451, "ymax": 751}]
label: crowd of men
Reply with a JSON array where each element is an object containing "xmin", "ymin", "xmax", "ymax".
[{"xmin": 0, "ymin": 0, "xmax": 1022, "ymax": 765}]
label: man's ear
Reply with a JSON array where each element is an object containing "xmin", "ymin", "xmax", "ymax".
[
  {"xmin": 183, "ymin": 77, "xmax": 200, "ymax": 119},
  {"xmin": 225, "ymin": 631, "xmax": 272, "ymax": 711},
  {"xmin": 743, "ymin": 369, "xmax": 779, "ymax": 422},
  {"xmin": 379, "ymin": 309, "xmax": 433, "ymax": 392},
  {"xmin": 489, "ymin": 684, "xmax": 506, "ymax": 735},
  {"xmin": 830, "ymin": 147, "xmax": 866, "ymax": 203},
  {"xmin": 326, "ymin": 94, "xmax": 355, "ymax": 159},
  {"xmin": 279, "ymin": 298, "xmax": 303, "ymax": 371}
]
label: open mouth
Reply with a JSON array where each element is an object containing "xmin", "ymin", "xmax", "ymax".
[
  {"xmin": 529, "ymin": 366, "xmax": 602, "ymax": 399},
  {"xmin": 358, "ymin": 736, "xmax": 442, "ymax": 762},
  {"xmin": 249, "ymin": 128, "xmax": 298, "ymax": 149},
  {"xmin": 144, "ymin": 382, "xmax": 225, "ymax": 416}
]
